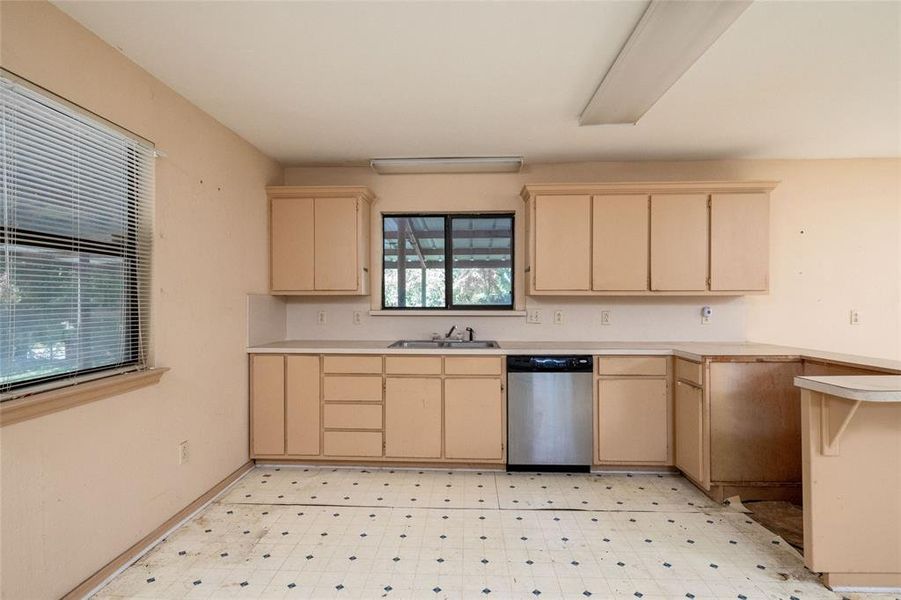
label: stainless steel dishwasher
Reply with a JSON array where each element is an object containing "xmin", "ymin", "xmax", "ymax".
[{"xmin": 506, "ymin": 355, "xmax": 593, "ymax": 471}]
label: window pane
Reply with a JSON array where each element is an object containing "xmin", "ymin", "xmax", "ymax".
[
  {"xmin": 0, "ymin": 245, "xmax": 130, "ymax": 387},
  {"xmin": 451, "ymin": 216, "xmax": 513, "ymax": 307},
  {"xmin": 383, "ymin": 216, "xmax": 446, "ymax": 308}
]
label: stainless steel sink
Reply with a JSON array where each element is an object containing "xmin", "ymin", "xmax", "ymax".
[{"xmin": 388, "ymin": 340, "xmax": 499, "ymax": 349}]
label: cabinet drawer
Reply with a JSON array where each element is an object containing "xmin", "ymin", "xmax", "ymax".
[
  {"xmin": 323, "ymin": 403, "xmax": 382, "ymax": 429},
  {"xmin": 597, "ymin": 356, "xmax": 666, "ymax": 376},
  {"xmin": 323, "ymin": 355, "xmax": 382, "ymax": 374},
  {"xmin": 323, "ymin": 376, "xmax": 382, "ymax": 401},
  {"xmin": 323, "ymin": 431, "xmax": 383, "ymax": 457},
  {"xmin": 385, "ymin": 356, "xmax": 442, "ymax": 375},
  {"xmin": 444, "ymin": 356, "xmax": 503, "ymax": 376},
  {"xmin": 675, "ymin": 358, "xmax": 703, "ymax": 386}
]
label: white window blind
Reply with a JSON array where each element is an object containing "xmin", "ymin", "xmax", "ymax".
[{"xmin": 0, "ymin": 74, "xmax": 154, "ymax": 398}]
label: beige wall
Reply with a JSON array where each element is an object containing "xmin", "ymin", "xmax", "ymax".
[
  {"xmin": 0, "ymin": 2, "xmax": 281, "ymax": 598},
  {"xmin": 285, "ymin": 159, "xmax": 901, "ymax": 359}
]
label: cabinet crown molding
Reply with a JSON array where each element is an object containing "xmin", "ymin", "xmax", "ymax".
[
  {"xmin": 266, "ymin": 185, "xmax": 375, "ymax": 203},
  {"xmin": 520, "ymin": 180, "xmax": 779, "ymax": 201}
]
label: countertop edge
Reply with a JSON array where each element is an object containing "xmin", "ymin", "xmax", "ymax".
[{"xmin": 794, "ymin": 376, "xmax": 901, "ymax": 403}]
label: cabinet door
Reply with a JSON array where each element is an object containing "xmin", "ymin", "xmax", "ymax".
[
  {"xmin": 251, "ymin": 355, "xmax": 285, "ymax": 456},
  {"xmin": 286, "ymin": 355, "xmax": 320, "ymax": 455},
  {"xmin": 314, "ymin": 197, "xmax": 358, "ymax": 291},
  {"xmin": 710, "ymin": 193, "xmax": 769, "ymax": 291},
  {"xmin": 270, "ymin": 197, "xmax": 314, "ymax": 291},
  {"xmin": 674, "ymin": 381, "xmax": 704, "ymax": 484},
  {"xmin": 385, "ymin": 377, "xmax": 442, "ymax": 458},
  {"xmin": 650, "ymin": 194, "xmax": 708, "ymax": 291},
  {"xmin": 445, "ymin": 378, "xmax": 504, "ymax": 460},
  {"xmin": 597, "ymin": 379, "xmax": 667, "ymax": 462},
  {"xmin": 592, "ymin": 195, "xmax": 649, "ymax": 291},
  {"xmin": 533, "ymin": 195, "xmax": 591, "ymax": 291}
]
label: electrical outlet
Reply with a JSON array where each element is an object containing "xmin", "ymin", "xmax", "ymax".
[
  {"xmin": 352, "ymin": 311, "xmax": 362, "ymax": 325},
  {"xmin": 600, "ymin": 310, "xmax": 612, "ymax": 326},
  {"xmin": 178, "ymin": 440, "xmax": 189, "ymax": 465},
  {"xmin": 526, "ymin": 309, "xmax": 542, "ymax": 324},
  {"xmin": 317, "ymin": 310, "xmax": 327, "ymax": 325},
  {"xmin": 701, "ymin": 305, "xmax": 712, "ymax": 325},
  {"xmin": 553, "ymin": 310, "xmax": 564, "ymax": 325},
  {"xmin": 850, "ymin": 309, "xmax": 860, "ymax": 325}
]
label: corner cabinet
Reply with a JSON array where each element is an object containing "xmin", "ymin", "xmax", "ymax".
[
  {"xmin": 267, "ymin": 186, "xmax": 374, "ymax": 295},
  {"xmin": 522, "ymin": 181, "xmax": 776, "ymax": 296}
]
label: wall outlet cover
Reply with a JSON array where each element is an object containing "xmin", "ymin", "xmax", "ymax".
[
  {"xmin": 600, "ymin": 310, "xmax": 612, "ymax": 326},
  {"xmin": 526, "ymin": 310, "xmax": 542, "ymax": 324},
  {"xmin": 553, "ymin": 310, "xmax": 564, "ymax": 325},
  {"xmin": 178, "ymin": 440, "xmax": 189, "ymax": 465}
]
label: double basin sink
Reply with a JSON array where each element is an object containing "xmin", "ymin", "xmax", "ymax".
[{"xmin": 388, "ymin": 339, "xmax": 500, "ymax": 349}]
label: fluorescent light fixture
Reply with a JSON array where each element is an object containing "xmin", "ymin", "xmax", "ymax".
[
  {"xmin": 370, "ymin": 156, "xmax": 523, "ymax": 174},
  {"xmin": 580, "ymin": 0, "xmax": 752, "ymax": 125}
]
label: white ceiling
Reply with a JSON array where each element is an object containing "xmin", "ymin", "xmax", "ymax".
[{"xmin": 55, "ymin": 0, "xmax": 901, "ymax": 164}]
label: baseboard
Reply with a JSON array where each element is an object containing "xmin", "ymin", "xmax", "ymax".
[{"xmin": 62, "ymin": 460, "xmax": 254, "ymax": 600}]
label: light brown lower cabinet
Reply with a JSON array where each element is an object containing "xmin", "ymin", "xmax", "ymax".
[
  {"xmin": 674, "ymin": 380, "xmax": 704, "ymax": 485},
  {"xmin": 385, "ymin": 377, "xmax": 442, "ymax": 458},
  {"xmin": 251, "ymin": 355, "xmax": 285, "ymax": 456},
  {"xmin": 444, "ymin": 378, "xmax": 504, "ymax": 460},
  {"xmin": 597, "ymin": 378, "xmax": 668, "ymax": 463},
  {"xmin": 286, "ymin": 355, "xmax": 320, "ymax": 455}
]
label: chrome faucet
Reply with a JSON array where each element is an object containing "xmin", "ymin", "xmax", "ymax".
[{"xmin": 445, "ymin": 325, "xmax": 457, "ymax": 339}]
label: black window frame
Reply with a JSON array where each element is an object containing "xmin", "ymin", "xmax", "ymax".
[{"xmin": 381, "ymin": 212, "xmax": 515, "ymax": 311}]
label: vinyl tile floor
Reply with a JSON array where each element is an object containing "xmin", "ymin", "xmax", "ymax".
[{"xmin": 93, "ymin": 466, "xmax": 898, "ymax": 600}]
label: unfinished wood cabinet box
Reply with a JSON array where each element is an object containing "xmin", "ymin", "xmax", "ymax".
[
  {"xmin": 595, "ymin": 356, "xmax": 670, "ymax": 465},
  {"xmin": 521, "ymin": 181, "xmax": 776, "ymax": 296},
  {"xmin": 673, "ymin": 357, "xmax": 805, "ymax": 502},
  {"xmin": 268, "ymin": 186, "xmax": 373, "ymax": 295}
]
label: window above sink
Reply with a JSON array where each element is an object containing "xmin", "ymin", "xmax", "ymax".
[{"xmin": 381, "ymin": 213, "xmax": 514, "ymax": 311}]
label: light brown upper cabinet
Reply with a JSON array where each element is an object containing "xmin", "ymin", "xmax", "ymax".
[
  {"xmin": 650, "ymin": 194, "xmax": 709, "ymax": 291},
  {"xmin": 592, "ymin": 195, "xmax": 649, "ymax": 291},
  {"xmin": 710, "ymin": 193, "xmax": 769, "ymax": 291},
  {"xmin": 532, "ymin": 194, "xmax": 591, "ymax": 291},
  {"xmin": 521, "ymin": 182, "xmax": 776, "ymax": 296},
  {"xmin": 267, "ymin": 186, "xmax": 373, "ymax": 295}
]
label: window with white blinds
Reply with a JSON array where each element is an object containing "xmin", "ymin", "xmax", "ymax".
[{"xmin": 0, "ymin": 74, "xmax": 154, "ymax": 398}]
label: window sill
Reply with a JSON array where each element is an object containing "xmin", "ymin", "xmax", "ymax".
[
  {"xmin": 370, "ymin": 310, "xmax": 527, "ymax": 317},
  {"xmin": 0, "ymin": 368, "xmax": 169, "ymax": 427}
]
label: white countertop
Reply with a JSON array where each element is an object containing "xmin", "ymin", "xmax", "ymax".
[
  {"xmin": 794, "ymin": 375, "xmax": 901, "ymax": 402},
  {"xmin": 246, "ymin": 340, "xmax": 901, "ymax": 373}
]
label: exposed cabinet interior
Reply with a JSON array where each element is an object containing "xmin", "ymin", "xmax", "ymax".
[
  {"xmin": 650, "ymin": 194, "xmax": 709, "ymax": 291},
  {"xmin": 710, "ymin": 192, "xmax": 769, "ymax": 291},
  {"xmin": 592, "ymin": 195, "xmax": 649, "ymax": 291},
  {"xmin": 267, "ymin": 186, "xmax": 373, "ymax": 295},
  {"xmin": 521, "ymin": 182, "xmax": 776, "ymax": 296}
]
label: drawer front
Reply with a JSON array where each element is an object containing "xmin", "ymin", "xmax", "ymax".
[
  {"xmin": 323, "ymin": 355, "xmax": 382, "ymax": 374},
  {"xmin": 385, "ymin": 356, "xmax": 442, "ymax": 375},
  {"xmin": 675, "ymin": 358, "xmax": 703, "ymax": 386},
  {"xmin": 323, "ymin": 376, "xmax": 383, "ymax": 402},
  {"xmin": 323, "ymin": 431, "xmax": 383, "ymax": 457},
  {"xmin": 597, "ymin": 356, "xmax": 667, "ymax": 376},
  {"xmin": 323, "ymin": 403, "xmax": 383, "ymax": 429},
  {"xmin": 444, "ymin": 356, "xmax": 503, "ymax": 376}
]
